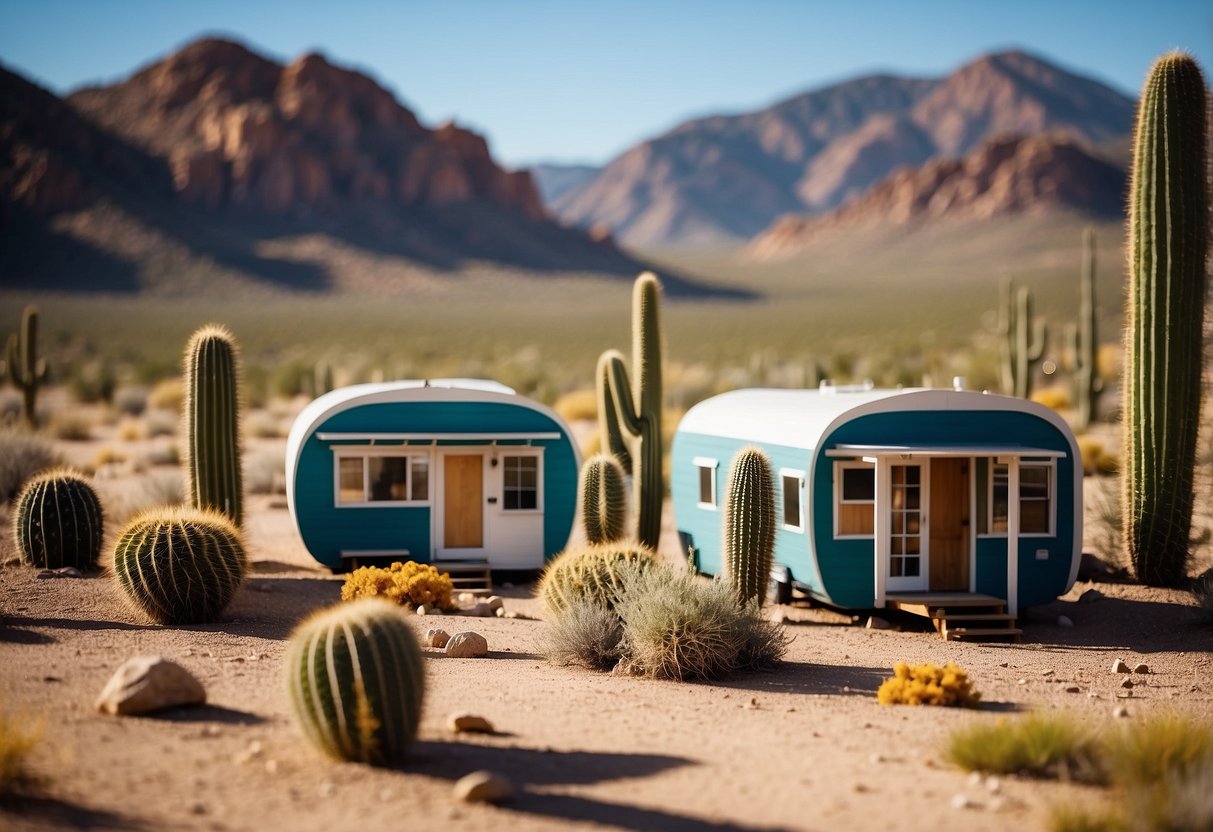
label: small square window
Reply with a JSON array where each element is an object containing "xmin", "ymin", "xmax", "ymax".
[
  {"xmin": 503, "ymin": 456, "xmax": 539, "ymax": 511},
  {"xmin": 782, "ymin": 474, "xmax": 802, "ymax": 530},
  {"xmin": 697, "ymin": 464, "xmax": 716, "ymax": 508}
]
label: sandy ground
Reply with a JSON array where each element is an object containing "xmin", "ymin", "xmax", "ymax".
[{"xmin": 2, "ymin": 410, "xmax": 1213, "ymax": 832}]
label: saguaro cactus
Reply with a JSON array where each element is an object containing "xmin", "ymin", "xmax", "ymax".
[
  {"xmin": 183, "ymin": 324, "xmax": 243, "ymax": 526},
  {"xmin": 997, "ymin": 279, "xmax": 1047, "ymax": 399},
  {"xmin": 285, "ymin": 599, "xmax": 426, "ymax": 766},
  {"xmin": 1067, "ymin": 227, "xmax": 1104, "ymax": 430},
  {"xmin": 1123, "ymin": 53, "xmax": 1209, "ymax": 587},
  {"xmin": 13, "ymin": 469, "xmax": 104, "ymax": 570},
  {"xmin": 598, "ymin": 272, "xmax": 664, "ymax": 549},
  {"xmin": 722, "ymin": 447, "xmax": 776, "ymax": 607},
  {"xmin": 579, "ymin": 453, "xmax": 628, "ymax": 544},
  {"xmin": 7, "ymin": 305, "xmax": 47, "ymax": 426}
]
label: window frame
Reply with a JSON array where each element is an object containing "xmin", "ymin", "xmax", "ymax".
[
  {"xmin": 981, "ymin": 458, "xmax": 1056, "ymax": 538},
  {"xmin": 780, "ymin": 468, "xmax": 806, "ymax": 533},
  {"xmin": 834, "ymin": 460, "xmax": 876, "ymax": 540},
  {"xmin": 694, "ymin": 457, "xmax": 719, "ymax": 510},
  {"xmin": 500, "ymin": 450, "xmax": 544, "ymax": 514},
  {"xmin": 332, "ymin": 447, "xmax": 431, "ymax": 508}
]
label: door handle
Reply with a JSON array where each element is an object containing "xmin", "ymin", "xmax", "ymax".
[{"xmin": 487, "ymin": 497, "xmax": 498, "ymax": 504}]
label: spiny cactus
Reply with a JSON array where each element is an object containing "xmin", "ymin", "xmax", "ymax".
[
  {"xmin": 722, "ymin": 447, "xmax": 776, "ymax": 607},
  {"xmin": 596, "ymin": 352, "xmax": 632, "ymax": 472},
  {"xmin": 537, "ymin": 542, "xmax": 658, "ymax": 617},
  {"xmin": 598, "ymin": 272, "xmax": 664, "ymax": 548},
  {"xmin": 285, "ymin": 599, "xmax": 425, "ymax": 766},
  {"xmin": 13, "ymin": 469, "xmax": 104, "ymax": 570},
  {"xmin": 1123, "ymin": 53, "xmax": 1209, "ymax": 587},
  {"xmin": 997, "ymin": 279, "xmax": 1047, "ymax": 399},
  {"xmin": 579, "ymin": 454, "xmax": 628, "ymax": 544},
  {"xmin": 6, "ymin": 305, "xmax": 47, "ymax": 427},
  {"xmin": 1066, "ymin": 227, "xmax": 1104, "ymax": 430},
  {"xmin": 183, "ymin": 324, "xmax": 243, "ymax": 526},
  {"xmin": 112, "ymin": 507, "xmax": 247, "ymax": 624}
]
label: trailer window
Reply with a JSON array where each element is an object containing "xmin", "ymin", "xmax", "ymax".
[
  {"xmin": 503, "ymin": 455, "xmax": 540, "ymax": 511},
  {"xmin": 334, "ymin": 450, "xmax": 429, "ymax": 506},
  {"xmin": 987, "ymin": 460, "xmax": 1053, "ymax": 536},
  {"xmin": 780, "ymin": 469, "xmax": 805, "ymax": 532},
  {"xmin": 694, "ymin": 457, "xmax": 718, "ymax": 509},
  {"xmin": 835, "ymin": 461, "xmax": 875, "ymax": 538}
]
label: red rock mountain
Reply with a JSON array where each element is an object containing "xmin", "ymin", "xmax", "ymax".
[
  {"xmin": 550, "ymin": 51, "xmax": 1135, "ymax": 247},
  {"xmin": 745, "ymin": 134, "xmax": 1127, "ymax": 261}
]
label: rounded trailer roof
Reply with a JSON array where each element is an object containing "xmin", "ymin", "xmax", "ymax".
[{"xmin": 676, "ymin": 386, "xmax": 1067, "ymax": 451}]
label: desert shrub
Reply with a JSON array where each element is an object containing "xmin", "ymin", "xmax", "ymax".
[
  {"xmin": 0, "ymin": 392, "xmax": 22, "ymax": 426},
  {"xmin": 245, "ymin": 449, "xmax": 285, "ymax": 495},
  {"xmin": 245, "ymin": 410, "xmax": 286, "ymax": 439},
  {"xmin": 148, "ymin": 379, "xmax": 183, "ymax": 412},
  {"xmin": 143, "ymin": 442, "xmax": 179, "ymax": 468},
  {"xmin": 0, "ymin": 704, "xmax": 40, "ymax": 797},
  {"xmin": 947, "ymin": 715, "xmax": 1101, "ymax": 781},
  {"xmin": 144, "ymin": 409, "xmax": 177, "ymax": 438},
  {"xmin": 341, "ymin": 562, "xmax": 457, "ymax": 611},
  {"xmin": 542, "ymin": 598, "xmax": 624, "ymax": 670},
  {"xmin": 68, "ymin": 360, "xmax": 116, "ymax": 404},
  {"xmin": 614, "ymin": 565, "xmax": 787, "ymax": 681},
  {"xmin": 1032, "ymin": 386, "xmax": 1071, "ymax": 412},
  {"xmin": 110, "ymin": 471, "xmax": 184, "ymax": 525},
  {"xmin": 46, "ymin": 412, "xmax": 92, "ymax": 441},
  {"xmin": 554, "ymin": 388, "xmax": 598, "ymax": 423},
  {"xmin": 113, "ymin": 386, "xmax": 148, "ymax": 417},
  {"xmin": 90, "ymin": 445, "xmax": 129, "ymax": 471},
  {"xmin": 0, "ymin": 430, "xmax": 59, "ymax": 503},
  {"xmin": 877, "ymin": 661, "xmax": 980, "ymax": 707},
  {"xmin": 1086, "ymin": 478, "xmax": 1125, "ymax": 568},
  {"xmin": 537, "ymin": 542, "xmax": 658, "ymax": 616},
  {"xmin": 1101, "ymin": 715, "xmax": 1213, "ymax": 789},
  {"xmin": 1050, "ymin": 805, "xmax": 1126, "ymax": 832},
  {"xmin": 116, "ymin": 418, "xmax": 144, "ymax": 442}
]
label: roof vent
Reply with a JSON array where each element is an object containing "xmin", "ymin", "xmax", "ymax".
[{"xmin": 819, "ymin": 379, "xmax": 875, "ymax": 395}]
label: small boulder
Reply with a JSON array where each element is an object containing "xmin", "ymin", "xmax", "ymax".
[
  {"xmin": 416, "ymin": 605, "xmax": 430, "ymax": 616},
  {"xmin": 1111, "ymin": 658, "xmax": 1131, "ymax": 674},
  {"xmin": 425, "ymin": 629, "xmax": 450, "ymax": 649},
  {"xmin": 453, "ymin": 770, "xmax": 512, "ymax": 804},
  {"xmin": 1132, "ymin": 663, "xmax": 1149, "ymax": 675},
  {"xmin": 457, "ymin": 592, "xmax": 477, "ymax": 606},
  {"xmin": 96, "ymin": 656, "xmax": 205, "ymax": 715},
  {"xmin": 449, "ymin": 714, "xmax": 495, "ymax": 734},
  {"xmin": 485, "ymin": 596, "xmax": 504, "ymax": 613},
  {"xmin": 1064, "ymin": 685, "xmax": 1081, "ymax": 693},
  {"xmin": 1121, "ymin": 678, "xmax": 1134, "ymax": 689},
  {"xmin": 494, "ymin": 607, "xmax": 506, "ymax": 618},
  {"xmin": 1077, "ymin": 588, "xmax": 1104, "ymax": 604},
  {"xmin": 445, "ymin": 632, "xmax": 488, "ymax": 658},
  {"xmin": 1113, "ymin": 706, "xmax": 1130, "ymax": 718},
  {"xmin": 865, "ymin": 616, "xmax": 891, "ymax": 631}
]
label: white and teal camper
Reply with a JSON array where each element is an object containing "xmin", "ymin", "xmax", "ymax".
[
  {"xmin": 286, "ymin": 380, "xmax": 580, "ymax": 572},
  {"xmin": 672, "ymin": 385, "xmax": 1082, "ymax": 625}
]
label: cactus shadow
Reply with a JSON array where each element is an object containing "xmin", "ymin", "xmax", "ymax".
[
  {"xmin": 711, "ymin": 661, "xmax": 891, "ymax": 697},
  {"xmin": 0, "ymin": 793, "xmax": 150, "ymax": 830},
  {"xmin": 149, "ymin": 704, "xmax": 268, "ymax": 725},
  {"xmin": 410, "ymin": 740, "xmax": 691, "ymax": 788},
  {"xmin": 0, "ymin": 625, "xmax": 57, "ymax": 644},
  {"xmin": 508, "ymin": 790, "xmax": 801, "ymax": 831}
]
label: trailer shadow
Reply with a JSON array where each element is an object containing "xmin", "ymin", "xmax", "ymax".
[{"xmin": 1021, "ymin": 595, "xmax": 1213, "ymax": 654}]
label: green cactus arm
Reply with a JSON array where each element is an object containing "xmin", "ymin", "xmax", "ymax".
[
  {"xmin": 632, "ymin": 272, "xmax": 663, "ymax": 416},
  {"xmin": 595, "ymin": 350, "xmax": 632, "ymax": 472},
  {"xmin": 605, "ymin": 350, "xmax": 644, "ymax": 437}
]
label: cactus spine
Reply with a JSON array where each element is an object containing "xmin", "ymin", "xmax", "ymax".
[
  {"xmin": 1123, "ymin": 53, "xmax": 1209, "ymax": 587},
  {"xmin": 997, "ymin": 279, "xmax": 1047, "ymax": 399},
  {"xmin": 6, "ymin": 305, "xmax": 48, "ymax": 426},
  {"xmin": 112, "ymin": 507, "xmax": 247, "ymax": 624},
  {"xmin": 598, "ymin": 272, "xmax": 664, "ymax": 548},
  {"xmin": 285, "ymin": 599, "xmax": 425, "ymax": 766},
  {"xmin": 13, "ymin": 469, "xmax": 104, "ymax": 570},
  {"xmin": 1067, "ymin": 227, "xmax": 1104, "ymax": 430},
  {"xmin": 579, "ymin": 454, "xmax": 628, "ymax": 544},
  {"xmin": 538, "ymin": 542, "xmax": 657, "ymax": 617},
  {"xmin": 722, "ymin": 447, "xmax": 776, "ymax": 607},
  {"xmin": 183, "ymin": 324, "xmax": 243, "ymax": 526}
]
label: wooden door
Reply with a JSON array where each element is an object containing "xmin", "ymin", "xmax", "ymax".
[
  {"xmin": 443, "ymin": 455, "xmax": 483, "ymax": 549},
  {"xmin": 929, "ymin": 458, "xmax": 969, "ymax": 591}
]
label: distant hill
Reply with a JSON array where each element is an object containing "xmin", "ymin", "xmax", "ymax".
[
  {"xmin": 745, "ymin": 133, "xmax": 1127, "ymax": 260},
  {"xmin": 0, "ymin": 38, "xmax": 644, "ymax": 294},
  {"xmin": 551, "ymin": 50, "xmax": 1136, "ymax": 247},
  {"xmin": 530, "ymin": 163, "xmax": 601, "ymax": 205}
]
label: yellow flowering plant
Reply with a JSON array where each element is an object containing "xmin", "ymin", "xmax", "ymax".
[
  {"xmin": 341, "ymin": 561, "xmax": 457, "ymax": 611},
  {"xmin": 876, "ymin": 661, "xmax": 980, "ymax": 707}
]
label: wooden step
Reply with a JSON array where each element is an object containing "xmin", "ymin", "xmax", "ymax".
[
  {"xmin": 436, "ymin": 560, "xmax": 492, "ymax": 592},
  {"xmin": 930, "ymin": 612, "xmax": 1015, "ymax": 622},
  {"xmin": 945, "ymin": 626, "xmax": 1023, "ymax": 641}
]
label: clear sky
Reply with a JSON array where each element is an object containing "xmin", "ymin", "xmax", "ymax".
[{"xmin": 2, "ymin": 0, "xmax": 1210, "ymax": 168}]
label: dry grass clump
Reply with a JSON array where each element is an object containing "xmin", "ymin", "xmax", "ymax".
[
  {"xmin": 246, "ymin": 449, "xmax": 285, "ymax": 494},
  {"xmin": 117, "ymin": 417, "xmax": 144, "ymax": 442},
  {"xmin": 0, "ymin": 430, "xmax": 58, "ymax": 503},
  {"xmin": 113, "ymin": 386, "xmax": 148, "ymax": 417},
  {"xmin": 1032, "ymin": 386, "xmax": 1071, "ymax": 412},
  {"xmin": 245, "ymin": 410, "xmax": 288, "ymax": 439},
  {"xmin": 110, "ymin": 471, "xmax": 185, "ymax": 525},
  {"xmin": 877, "ymin": 662, "xmax": 980, "ymax": 707},
  {"xmin": 947, "ymin": 715, "xmax": 1100, "ymax": 781},
  {"xmin": 1101, "ymin": 714, "xmax": 1213, "ymax": 788},
  {"xmin": 0, "ymin": 705, "xmax": 41, "ymax": 797},
  {"xmin": 341, "ymin": 562, "xmax": 457, "ymax": 611},
  {"xmin": 90, "ymin": 445, "xmax": 130, "ymax": 471},
  {"xmin": 144, "ymin": 409, "xmax": 177, "ymax": 438},
  {"xmin": 553, "ymin": 388, "xmax": 598, "ymax": 423},
  {"xmin": 542, "ymin": 598, "xmax": 623, "ymax": 671},
  {"xmin": 1076, "ymin": 436, "xmax": 1120, "ymax": 476},
  {"xmin": 148, "ymin": 379, "xmax": 183, "ymax": 412},
  {"xmin": 47, "ymin": 411, "xmax": 93, "ymax": 441}
]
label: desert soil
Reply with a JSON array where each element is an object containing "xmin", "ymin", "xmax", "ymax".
[{"xmin": 2, "ymin": 422, "xmax": 1213, "ymax": 832}]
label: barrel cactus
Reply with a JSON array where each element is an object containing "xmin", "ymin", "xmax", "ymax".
[
  {"xmin": 285, "ymin": 599, "xmax": 426, "ymax": 766},
  {"xmin": 13, "ymin": 469, "xmax": 104, "ymax": 570},
  {"xmin": 112, "ymin": 507, "xmax": 247, "ymax": 625},
  {"xmin": 183, "ymin": 324, "xmax": 243, "ymax": 526},
  {"xmin": 579, "ymin": 454, "xmax": 628, "ymax": 544},
  {"xmin": 538, "ymin": 542, "xmax": 658, "ymax": 617},
  {"xmin": 1123, "ymin": 53, "xmax": 1209, "ymax": 587},
  {"xmin": 722, "ymin": 447, "xmax": 776, "ymax": 606}
]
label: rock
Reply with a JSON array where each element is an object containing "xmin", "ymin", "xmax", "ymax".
[
  {"xmin": 469, "ymin": 602, "xmax": 495, "ymax": 618},
  {"xmin": 234, "ymin": 740, "xmax": 264, "ymax": 764},
  {"xmin": 448, "ymin": 714, "xmax": 494, "ymax": 734},
  {"xmin": 985, "ymin": 777, "xmax": 1001, "ymax": 794},
  {"xmin": 445, "ymin": 632, "xmax": 488, "ymax": 658},
  {"xmin": 36, "ymin": 566, "xmax": 85, "ymax": 579},
  {"xmin": 485, "ymin": 596, "xmax": 504, "ymax": 613},
  {"xmin": 457, "ymin": 592, "xmax": 477, "ymax": 606},
  {"xmin": 453, "ymin": 770, "xmax": 512, "ymax": 804},
  {"xmin": 1077, "ymin": 588, "xmax": 1104, "ymax": 604},
  {"xmin": 1064, "ymin": 685, "xmax": 1081, "ymax": 693},
  {"xmin": 1121, "ymin": 678, "xmax": 1134, "ymax": 689},
  {"xmin": 417, "ymin": 605, "xmax": 429, "ymax": 616},
  {"xmin": 1111, "ymin": 658, "xmax": 1131, "ymax": 674},
  {"xmin": 1113, "ymin": 706, "xmax": 1130, "ymax": 718},
  {"xmin": 96, "ymin": 656, "xmax": 206, "ymax": 715},
  {"xmin": 425, "ymin": 629, "xmax": 450, "ymax": 649},
  {"xmin": 1056, "ymin": 615, "xmax": 1073, "ymax": 627},
  {"xmin": 950, "ymin": 793, "xmax": 975, "ymax": 810},
  {"xmin": 865, "ymin": 616, "xmax": 891, "ymax": 630},
  {"xmin": 998, "ymin": 662, "xmax": 1009, "ymax": 668},
  {"xmin": 1132, "ymin": 663, "xmax": 1149, "ymax": 675},
  {"xmin": 494, "ymin": 607, "xmax": 507, "ymax": 618}
]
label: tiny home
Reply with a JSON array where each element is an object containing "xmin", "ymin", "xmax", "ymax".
[
  {"xmin": 286, "ymin": 380, "xmax": 580, "ymax": 572},
  {"xmin": 672, "ymin": 385, "xmax": 1081, "ymax": 623}
]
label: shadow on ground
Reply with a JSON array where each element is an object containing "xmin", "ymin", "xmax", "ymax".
[{"xmin": 1022, "ymin": 594, "xmax": 1213, "ymax": 654}]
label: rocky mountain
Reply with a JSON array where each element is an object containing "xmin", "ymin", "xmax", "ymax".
[
  {"xmin": 530, "ymin": 163, "xmax": 600, "ymax": 205},
  {"xmin": 745, "ymin": 133, "xmax": 1127, "ymax": 261},
  {"xmin": 552, "ymin": 51, "xmax": 1136, "ymax": 247},
  {"xmin": 1, "ymin": 38, "xmax": 640, "ymax": 293}
]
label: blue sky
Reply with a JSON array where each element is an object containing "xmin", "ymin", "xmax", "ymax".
[{"xmin": 2, "ymin": 0, "xmax": 1210, "ymax": 168}]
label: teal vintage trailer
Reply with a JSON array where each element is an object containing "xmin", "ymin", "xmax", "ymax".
[
  {"xmin": 286, "ymin": 380, "xmax": 579, "ymax": 572},
  {"xmin": 672, "ymin": 385, "xmax": 1082, "ymax": 623}
]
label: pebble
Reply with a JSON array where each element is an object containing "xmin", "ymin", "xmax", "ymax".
[
  {"xmin": 234, "ymin": 740, "xmax": 264, "ymax": 765},
  {"xmin": 1017, "ymin": 678, "xmax": 1028, "ymax": 685},
  {"xmin": 449, "ymin": 714, "xmax": 495, "ymax": 734},
  {"xmin": 1043, "ymin": 669, "xmax": 1055, "ymax": 677},
  {"xmin": 998, "ymin": 662, "xmax": 1009, "ymax": 668},
  {"xmin": 1064, "ymin": 685, "xmax": 1081, "ymax": 693},
  {"xmin": 319, "ymin": 782, "xmax": 336, "ymax": 798},
  {"xmin": 445, "ymin": 632, "xmax": 489, "ymax": 658},
  {"xmin": 425, "ymin": 629, "xmax": 451, "ymax": 649},
  {"xmin": 495, "ymin": 607, "xmax": 507, "ymax": 618},
  {"xmin": 1121, "ymin": 678, "xmax": 1134, "ymax": 689},
  {"xmin": 1077, "ymin": 588, "xmax": 1104, "ymax": 604},
  {"xmin": 417, "ymin": 605, "xmax": 430, "ymax": 616},
  {"xmin": 1112, "ymin": 658, "xmax": 1131, "ymax": 673},
  {"xmin": 1113, "ymin": 706, "xmax": 1130, "ymax": 718},
  {"xmin": 485, "ymin": 596, "xmax": 504, "ymax": 613},
  {"xmin": 1057, "ymin": 615, "xmax": 1073, "ymax": 627},
  {"xmin": 1133, "ymin": 663, "xmax": 1149, "ymax": 675},
  {"xmin": 453, "ymin": 770, "xmax": 512, "ymax": 804},
  {"xmin": 457, "ymin": 592, "xmax": 477, "ymax": 606},
  {"xmin": 950, "ymin": 794, "xmax": 975, "ymax": 810},
  {"xmin": 96, "ymin": 656, "xmax": 206, "ymax": 716},
  {"xmin": 865, "ymin": 616, "xmax": 891, "ymax": 630}
]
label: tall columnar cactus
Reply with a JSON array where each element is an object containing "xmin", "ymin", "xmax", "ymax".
[
  {"xmin": 6, "ymin": 305, "xmax": 48, "ymax": 426},
  {"xmin": 183, "ymin": 324, "xmax": 243, "ymax": 526},
  {"xmin": 537, "ymin": 542, "xmax": 657, "ymax": 617},
  {"xmin": 13, "ymin": 469, "xmax": 104, "ymax": 570},
  {"xmin": 1066, "ymin": 227, "xmax": 1104, "ymax": 430},
  {"xmin": 595, "ymin": 352, "xmax": 632, "ymax": 472},
  {"xmin": 285, "ymin": 599, "xmax": 425, "ymax": 766},
  {"xmin": 579, "ymin": 454, "xmax": 628, "ymax": 544},
  {"xmin": 1123, "ymin": 53, "xmax": 1209, "ymax": 587},
  {"xmin": 722, "ymin": 447, "xmax": 776, "ymax": 607},
  {"xmin": 997, "ymin": 278, "xmax": 1047, "ymax": 399},
  {"xmin": 598, "ymin": 272, "xmax": 664, "ymax": 548},
  {"xmin": 112, "ymin": 507, "xmax": 247, "ymax": 624}
]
